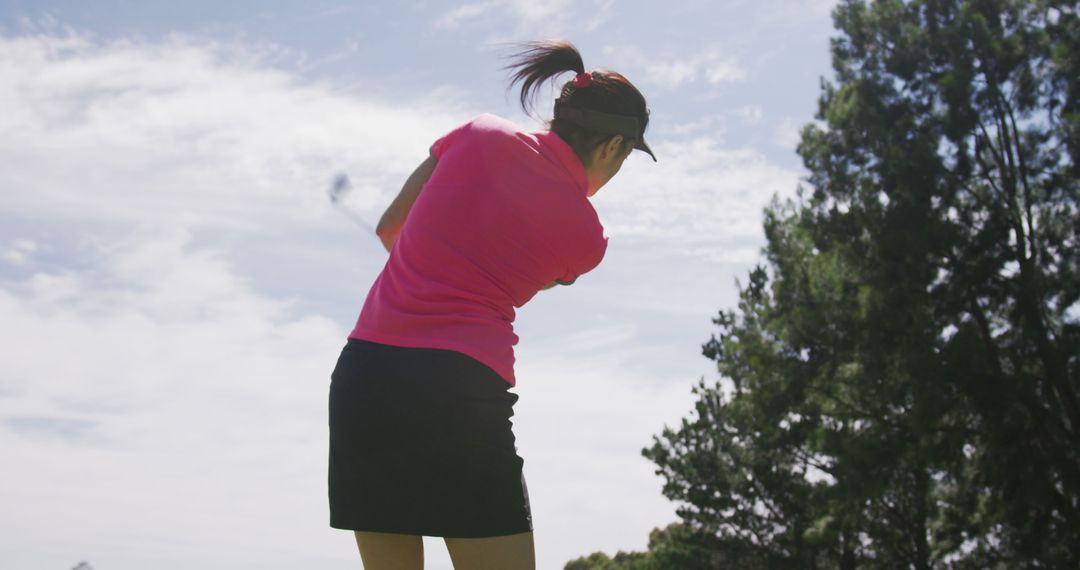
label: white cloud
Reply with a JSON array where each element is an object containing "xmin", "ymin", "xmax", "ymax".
[
  {"xmin": 734, "ymin": 104, "xmax": 764, "ymax": 125},
  {"xmin": 586, "ymin": 0, "xmax": 616, "ymax": 32},
  {"xmin": 776, "ymin": 116, "xmax": 806, "ymax": 150},
  {"xmin": 434, "ymin": 0, "xmax": 573, "ymax": 30},
  {"xmin": 509, "ymin": 0, "xmax": 573, "ymax": 22},
  {"xmin": 0, "ymin": 227, "xmax": 349, "ymax": 567},
  {"xmin": 602, "ymin": 45, "xmax": 748, "ymax": 89},
  {"xmin": 592, "ymin": 135, "xmax": 801, "ymax": 259},
  {"xmin": 759, "ymin": 0, "xmax": 840, "ymax": 25},
  {"xmin": 433, "ymin": 0, "xmax": 617, "ymax": 36},
  {"xmin": 645, "ymin": 59, "xmax": 700, "ymax": 86},
  {"xmin": 434, "ymin": 0, "xmax": 504, "ymax": 29},
  {"xmin": 666, "ymin": 116, "xmax": 725, "ymax": 138},
  {"xmin": 0, "ymin": 32, "xmax": 471, "ymax": 234},
  {"xmin": 2, "ymin": 239, "xmax": 38, "ymax": 265},
  {"xmin": 705, "ymin": 60, "xmax": 749, "ymax": 84}
]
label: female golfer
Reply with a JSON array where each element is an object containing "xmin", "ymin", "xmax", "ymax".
[{"xmin": 328, "ymin": 39, "xmax": 654, "ymax": 570}]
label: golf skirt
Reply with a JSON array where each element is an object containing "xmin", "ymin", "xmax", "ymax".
[{"xmin": 328, "ymin": 337, "xmax": 532, "ymax": 538}]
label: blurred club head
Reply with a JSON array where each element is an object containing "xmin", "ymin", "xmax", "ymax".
[
  {"xmin": 327, "ymin": 171, "xmax": 379, "ymax": 239},
  {"xmin": 329, "ymin": 172, "xmax": 351, "ymax": 203}
]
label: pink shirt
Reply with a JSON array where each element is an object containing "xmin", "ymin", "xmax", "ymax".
[{"xmin": 348, "ymin": 114, "xmax": 609, "ymax": 386}]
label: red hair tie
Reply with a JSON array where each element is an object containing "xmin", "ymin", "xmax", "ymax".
[{"xmin": 574, "ymin": 71, "xmax": 593, "ymax": 88}]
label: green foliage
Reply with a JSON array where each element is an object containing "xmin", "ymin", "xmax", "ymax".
[
  {"xmin": 569, "ymin": 0, "xmax": 1080, "ymax": 568},
  {"xmin": 563, "ymin": 523, "xmax": 759, "ymax": 569}
]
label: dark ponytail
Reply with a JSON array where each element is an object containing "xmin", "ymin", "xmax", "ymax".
[
  {"xmin": 504, "ymin": 40, "xmax": 585, "ymax": 116},
  {"xmin": 503, "ymin": 39, "xmax": 651, "ymax": 164}
]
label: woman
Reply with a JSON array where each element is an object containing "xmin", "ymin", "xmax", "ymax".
[{"xmin": 327, "ymin": 39, "xmax": 654, "ymax": 570}]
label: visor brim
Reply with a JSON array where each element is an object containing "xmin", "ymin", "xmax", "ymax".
[{"xmin": 635, "ymin": 138, "xmax": 658, "ymax": 162}]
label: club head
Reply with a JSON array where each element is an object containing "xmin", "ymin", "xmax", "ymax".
[{"xmin": 330, "ymin": 172, "xmax": 350, "ymax": 203}]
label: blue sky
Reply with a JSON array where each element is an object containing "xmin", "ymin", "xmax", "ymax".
[{"xmin": 0, "ymin": 1, "xmax": 838, "ymax": 569}]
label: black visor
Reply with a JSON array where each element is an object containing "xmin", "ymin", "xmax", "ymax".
[{"xmin": 553, "ymin": 104, "xmax": 657, "ymax": 162}]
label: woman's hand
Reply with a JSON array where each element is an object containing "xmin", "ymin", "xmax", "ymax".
[{"xmin": 541, "ymin": 277, "xmax": 575, "ymax": 290}]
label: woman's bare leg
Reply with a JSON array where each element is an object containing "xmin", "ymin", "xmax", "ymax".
[
  {"xmin": 444, "ymin": 531, "xmax": 535, "ymax": 570},
  {"xmin": 353, "ymin": 531, "xmax": 424, "ymax": 570}
]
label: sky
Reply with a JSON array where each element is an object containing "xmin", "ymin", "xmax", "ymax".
[{"xmin": 0, "ymin": 1, "xmax": 839, "ymax": 568}]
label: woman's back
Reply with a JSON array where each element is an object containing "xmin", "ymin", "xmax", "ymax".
[{"xmin": 349, "ymin": 113, "xmax": 608, "ymax": 387}]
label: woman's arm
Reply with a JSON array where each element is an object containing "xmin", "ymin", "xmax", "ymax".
[{"xmin": 376, "ymin": 153, "xmax": 439, "ymax": 252}]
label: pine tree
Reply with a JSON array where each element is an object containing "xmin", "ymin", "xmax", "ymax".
[{"xmin": 638, "ymin": 0, "xmax": 1080, "ymax": 567}]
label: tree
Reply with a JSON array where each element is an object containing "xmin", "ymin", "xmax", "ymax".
[
  {"xmin": 636, "ymin": 0, "xmax": 1079, "ymax": 567},
  {"xmin": 563, "ymin": 522, "xmax": 753, "ymax": 569}
]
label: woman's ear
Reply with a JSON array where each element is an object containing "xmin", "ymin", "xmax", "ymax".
[{"xmin": 602, "ymin": 135, "xmax": 625, "ymax": 159}]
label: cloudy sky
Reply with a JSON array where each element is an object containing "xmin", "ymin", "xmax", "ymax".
[{"xmin": 0, "ymin": 1, "xmax": 838, "ymax": 568}]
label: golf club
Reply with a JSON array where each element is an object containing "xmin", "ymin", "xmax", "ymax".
[{"xmin": 328, "ymin": 172, "xmax": 381, "ymax": 244}]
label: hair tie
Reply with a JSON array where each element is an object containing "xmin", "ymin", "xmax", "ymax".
[{"xmin": 574, "ymin": 71, "xmax": 593, "ymax": 88}]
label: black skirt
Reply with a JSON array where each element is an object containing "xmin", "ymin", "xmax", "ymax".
[{"xmin": 328, "ymin": 338, "xmax": 532, "ymax": 538}]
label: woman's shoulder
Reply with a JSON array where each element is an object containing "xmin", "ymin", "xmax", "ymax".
[
  {"xmin": 463, "ymin": 113, "xmax": 527, "ymax": 136},
  {"xmin": 447, "ymin": 113, "xmax": 543, "ymax": 158},
  {"xmin": 433, "ymin": 113, "xmax": 524, "ymax": 158}
]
